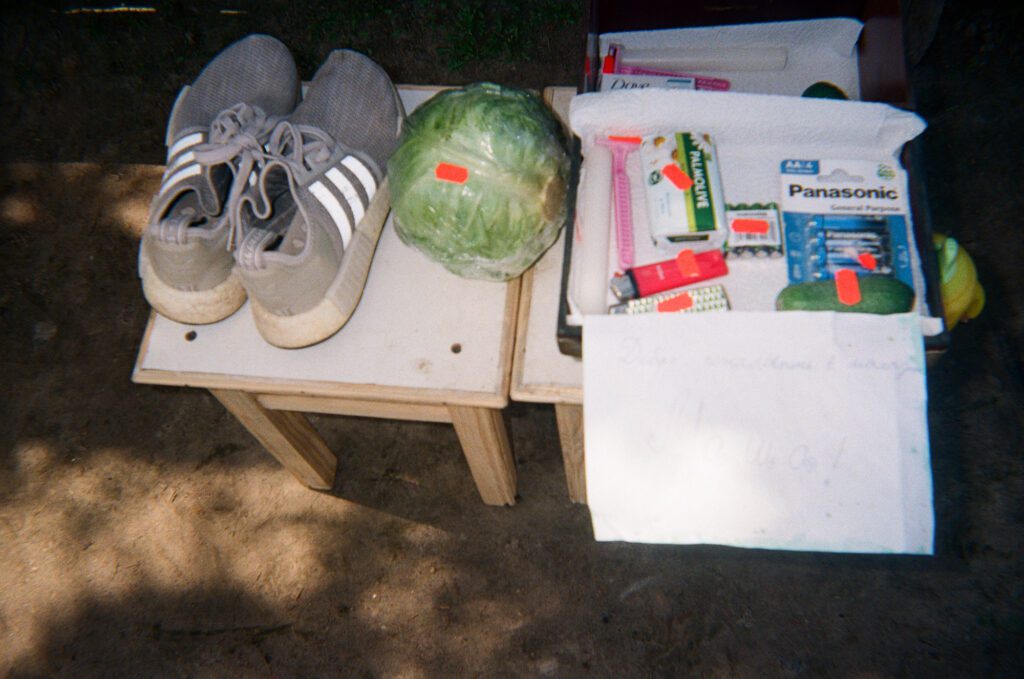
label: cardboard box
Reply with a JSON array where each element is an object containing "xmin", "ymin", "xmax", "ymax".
[{"xmin": 555, "ymin": 0, "xmax": 948, "ymax": 357}]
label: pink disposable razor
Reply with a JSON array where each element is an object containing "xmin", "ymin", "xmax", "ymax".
[
  {"xmin": 596, "ymin": 135, "xmax": 641, "ymax": 271},
  {"xmin": 604, "ymin": 44, "xmax": 731, "ymax": 91}
]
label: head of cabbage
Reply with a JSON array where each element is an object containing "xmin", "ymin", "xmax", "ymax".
[{"xmin": 387, "ymin": 83, "xmax": 570, "ymax": 281}]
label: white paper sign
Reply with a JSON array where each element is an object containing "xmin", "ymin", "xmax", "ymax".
[{"xmin": 582, "ymin": 311, "xmax": 933, "ymax": 554}]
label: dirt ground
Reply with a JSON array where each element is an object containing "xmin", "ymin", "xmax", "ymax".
[{"xmin": 1, "ymin": 2, "xmax": 1023, "ymax": 677}]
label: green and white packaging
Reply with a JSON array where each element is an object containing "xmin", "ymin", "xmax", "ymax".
[{"xmin": 639, "ymin": 132, "xmax": 727, "ymax": 251}]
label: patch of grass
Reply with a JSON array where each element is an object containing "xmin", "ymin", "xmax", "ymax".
[
  {"xmin": 436, "ymin": 0, "xmax": 581, "ymax": 71},
  {"xmin": 312, "ymin": 1, "xmax": 393, "ymax": 46}
]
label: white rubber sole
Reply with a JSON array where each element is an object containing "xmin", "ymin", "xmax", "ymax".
[
  {"xmin": 140, "ymin": 248, "xmax": 246, "ymax": 325},
  {"xmin": 250, "ymin": 179, "xmax": 392, "ymax": 349}
]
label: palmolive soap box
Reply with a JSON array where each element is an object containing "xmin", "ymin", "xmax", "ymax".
[{"xmin": 639, "ymin": 132, "xmax": 727, "ymax": 251}]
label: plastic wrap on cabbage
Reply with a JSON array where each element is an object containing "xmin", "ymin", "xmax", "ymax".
[{"xmin": 388, "ymin": 83, "xmax": 570, "ymax": 281}]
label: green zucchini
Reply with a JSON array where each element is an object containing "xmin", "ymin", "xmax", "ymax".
[
  {"xmin": 801, "ymin": 81, "xmax": 849, "ymax": 100},
  {"xmin": 775, "ymin": 275, "xmax": 915, "ymax": 314}
]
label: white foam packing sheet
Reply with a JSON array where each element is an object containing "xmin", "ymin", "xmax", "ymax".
[
  {"xmin": 566, "ymin": 87, "xmax": 942, "ymax": 334},
  {"xmin": 600, "ymin": 18, "xmax": 865, "ymax": 98}
]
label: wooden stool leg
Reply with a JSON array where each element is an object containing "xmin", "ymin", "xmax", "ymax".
[
  {"xmin": 555, "ymin": 403, "xmax": 586, "ymax": 504},
  {"xmin": 448, "ymin": 406, "xmax": 517, "ymax": 506},
  {"xmin": 210, "ymin": 389, "xmax": 337, "ymax": 490}
]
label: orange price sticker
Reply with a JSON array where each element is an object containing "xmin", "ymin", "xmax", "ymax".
[
  {"xmin": 657, "ymin": 292, "xmax": 693, "ymax": 312},
  {"xmin": 731, "ymin": 218, "xmax": 770, "ymax": 235},
  {"xmin": 675, "ymin": 249, "xmax": 700, "ymax": 278},
  {"xmin": 834, "ymin": 268, "xmax": 862, "ymax": 306},
  {"xmin": 857, "ymin": 252, "xmax": 878, "ymax": 270},
  {"xmin": 661, "ymin": 163, "xmax": 694, "ymax": 191},
  {"xmin": 435, "ymin": 162, "xmax": 468, "ymax": 184}
]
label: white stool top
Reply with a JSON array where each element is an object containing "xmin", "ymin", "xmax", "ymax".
[{"xmin": 134, "ymin": 87, "xmax": 518, "ymax": 408}]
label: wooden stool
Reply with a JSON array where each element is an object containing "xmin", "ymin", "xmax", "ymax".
[
  {"xmin": 133, "ymin": 87, "xmax": 519, "ymax": 506},
  {"xmin": 510, "ymin": 88, "xmax": 586, "ymax": 503},
  {"xmin": 510, "ymin": 227, "xmax": 585, "ymax": 503}
]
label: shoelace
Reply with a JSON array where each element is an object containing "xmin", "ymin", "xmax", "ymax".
[
  {"xmin": 231, "ymin": 120, "xmax": 337, "ymax": 253},
  {"xmin": 190, "ymin": 103, "xmax": 281, "ymax": 250}
]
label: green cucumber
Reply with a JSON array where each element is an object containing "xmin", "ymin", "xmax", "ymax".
[{"xmin": 776, "ymin": 275, "xmax": 915, "ymax": 314}]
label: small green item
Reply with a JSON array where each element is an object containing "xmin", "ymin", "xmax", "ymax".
[
  {"xmin": 801, "ymin": 81, "xmax": 849, "ymax": 100},
  {"xmin": 388, "ymin": 82, "xmax": 570, "ymax": 281},
  {"xmin": 776, "ymin": 275, "xmax": 915, "ymax": 314}
]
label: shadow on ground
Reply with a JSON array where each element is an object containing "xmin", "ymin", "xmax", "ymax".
[
  {"xmin": 1, "ymin": 2, "xmax": 1023, "ymax": 677},
  {"xmin": 1, "ymin": 139, "xmax": 1021, "ymax": 679}
]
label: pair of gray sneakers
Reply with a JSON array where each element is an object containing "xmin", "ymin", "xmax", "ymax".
[{"xmin": 139, "ymin": 35, "xmax": 404, "ymax": 348}]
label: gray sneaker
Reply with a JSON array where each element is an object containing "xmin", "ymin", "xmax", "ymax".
[
  {"xmin": 233, "ymin": 50, "xmax": 404, "ymax": 348},
  {"xmin": 139, "ymin": 34, "xmax": 300, "ymax": 324}
]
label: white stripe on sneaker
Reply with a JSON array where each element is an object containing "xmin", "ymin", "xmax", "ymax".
[
  {"xmin": 341, "ymin": 156, "xmax": 377, "ymax": 199},
  {"xmin": 310, "ymin": 180, "xmax": 353, "ymax": 248},
  {"xmin": 325, "ymin": 167, "xmax": 365, "ymax": 225},
  {"xmin": 164, "ymin": 150, "xmax": 195, "ymax": 176},
  {"xmin": 167, "ymin": 132, "xmax": 204, "ymax": 161},
  {"xmin": 159, "ymin": 164, "xmax": 202, "ymax": 195}
]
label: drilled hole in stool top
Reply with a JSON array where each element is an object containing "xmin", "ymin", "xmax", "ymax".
[
  {"xmin": 450, "ymin": 343, "xmax": 462, "ymax": 354},
  {"xmin": 185, "ymin": 330, "xmax": 197, "ymax": 342}
]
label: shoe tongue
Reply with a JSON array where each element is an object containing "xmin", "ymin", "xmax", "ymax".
[
  {"xmin": 260, "ymin": 165, "xmax": 291, "ymax": 198},
  {"xmin": 188, "ymin": 166, "xmax": 225, "ymax": 216},
  {"xmin": 154, "ymin": 164, "xmax": 226, "ymax": 224}
]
